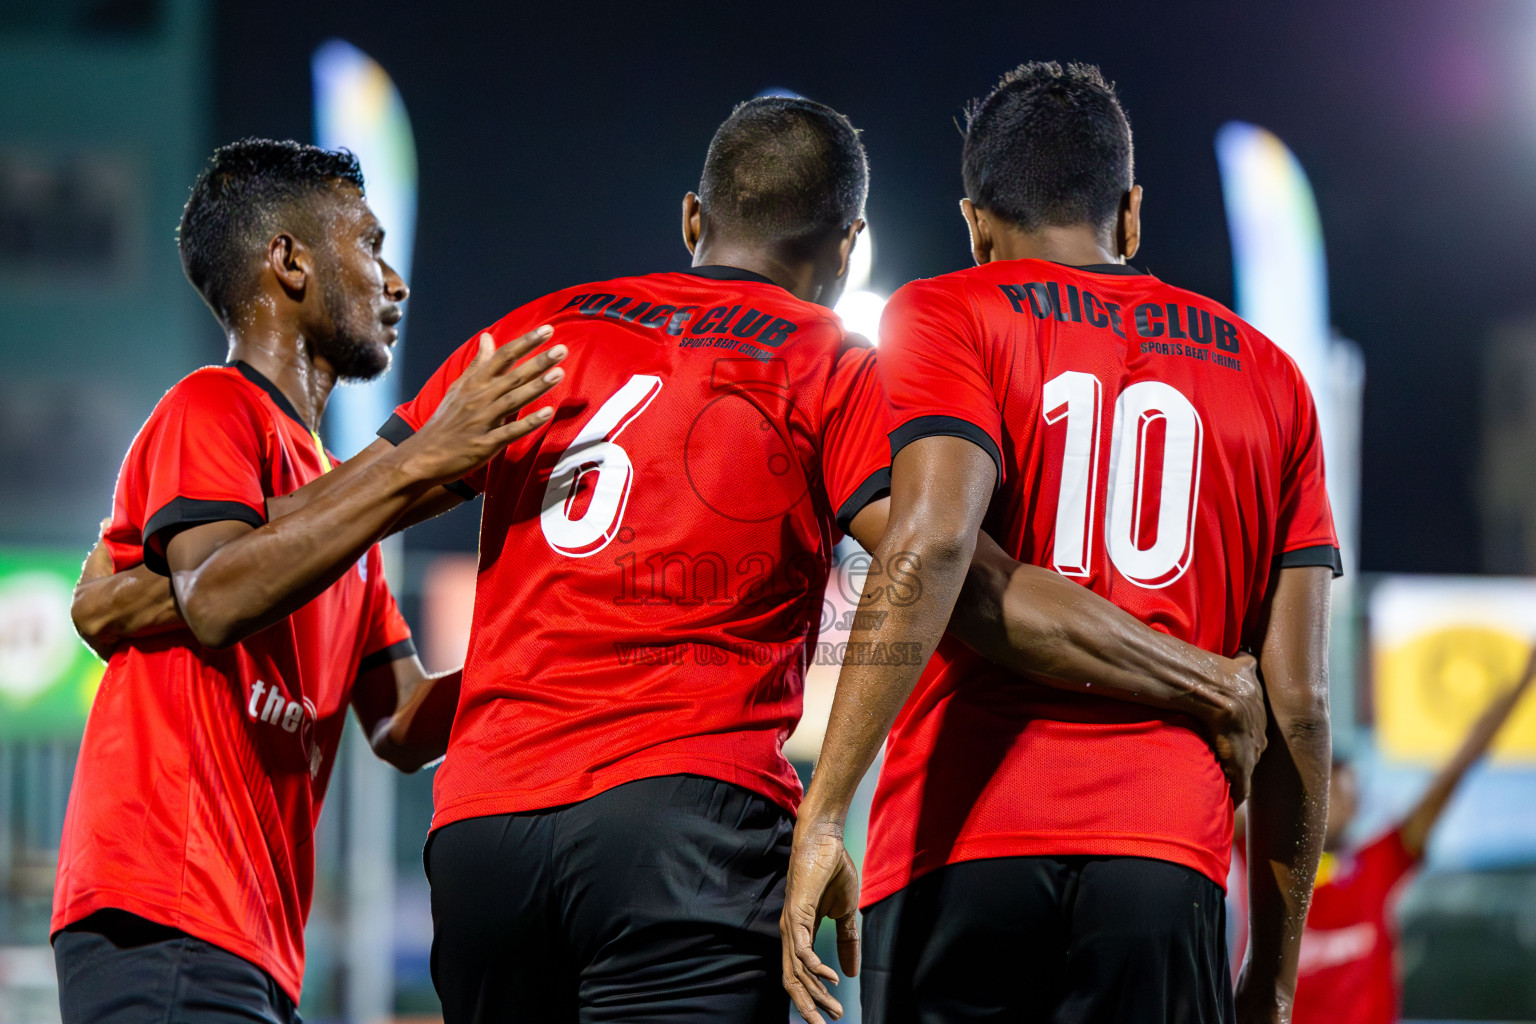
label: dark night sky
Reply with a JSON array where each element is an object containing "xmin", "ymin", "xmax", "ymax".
[{"xmin": 214, "ymin": 0, "xmax": 1536, "ymax": 569}]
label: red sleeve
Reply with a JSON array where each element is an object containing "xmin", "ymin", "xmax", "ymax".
[
  {"xmin": 821, "ymin": 342, "xmax": 891, "ymax": 532},
  {"xmin": 356, "ymin": 545, "xmax": 416, "ymax": 674},
  {"xmin": 877, "ymin": 278, "xmax": 1003, "ymax": 486},
  {"xmin": 139, "ymin": 371, "xmax": 270, "ymax": 575},
  {"xmin": 1274, "ymin": 362, "xmax": 1342, "ymax": 575}
]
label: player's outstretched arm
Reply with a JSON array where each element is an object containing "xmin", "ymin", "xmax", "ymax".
[
  {"xmin": 1236, "ymin": 565, "xmax": 1333, "ymax": 1024},
  {"xmin": 1398, "ymin": 649, "xmax": 1536, "ymax": 858},
  {"xmin": 952, "ymin": 531, "xmax": 1267, "ymax": 802},
  {"xmin": 783, "ymin": 435, "xmax": 994, "ymax": 1024},
  {"xmin": 844, "ymin": 503, "xmax": 1266, "ymax": 802},
  {"xmin": 71, "ymin": 521, "xmax": 181, "ymax": 659},
  {"xmin": 168, "ymin": 330, "xmax": 563, "ymax": 649},
  {"xmin": 352, "ymin": 654, "xmax": 461, "ymax": 772},
  {"xmin": 266, "ymin": 439, "xmax": 470, "ymax": 535}
]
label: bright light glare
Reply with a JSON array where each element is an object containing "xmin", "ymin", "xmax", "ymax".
[
  {"xmin": 835, "ymin": 289, "xmax": 887, "ymax": 345},
  {"xmin": 847, "ymin": 223, "xmax": 873, "ymax": 291}
]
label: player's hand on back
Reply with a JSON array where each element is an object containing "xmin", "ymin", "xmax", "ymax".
[
  {"xmin": 1209, "ymin": 651, "xmax": 1267, "ymax": 806},
  {"xmin": 781, "ymin": 823, "xmax": 860, "ymax": 1024},
  {"xmin": 397, "ymin": 326, "xmax": 567, "ymax": 486}
]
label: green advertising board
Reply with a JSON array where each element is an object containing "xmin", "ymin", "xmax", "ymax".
[{"xmin": 0, "ymin": 548, "xmax": 103, "ymax": 738}]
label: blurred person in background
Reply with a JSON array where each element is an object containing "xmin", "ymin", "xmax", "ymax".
[
  {"xmin": 1289, "ymin": 657, "xmax": 1536, "ymax": 1024},
  {"xmin": 55, "ymin": 138, "xmax": 561, "ymax": 1024}
]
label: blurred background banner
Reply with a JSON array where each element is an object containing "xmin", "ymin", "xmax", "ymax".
[
  {"xmin": 0, "ymin": 551, "xmax": 101, "ymax": 739},
  {"xmin": 312, "ymin": 38, "xmax": 418, "ymax": 461}
]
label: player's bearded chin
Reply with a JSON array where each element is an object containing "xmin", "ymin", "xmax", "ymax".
[{"xmin": 318, "ymin": 266, "xmax": 392, "ymax": 383}]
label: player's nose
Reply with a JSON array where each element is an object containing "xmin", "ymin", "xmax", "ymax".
[{"xmin": 382, "ymin": 258, "xmax": 409, "ymax": 302}]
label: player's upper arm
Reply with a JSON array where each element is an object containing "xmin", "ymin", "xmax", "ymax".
[
  {"xmin": 820, "ymin": 341, "xmax": 891, "ymax": 536},
  {"xmin": 1253, "ymin": 565, "xmax": 1333, "ymax": 729},
  {"xmin": 878, "ymin": 279, "xmax": 1003, "ymax": 491},
  {"xmin": 140, "ymin": 373, "xmax": 270, "ymax": 576}
]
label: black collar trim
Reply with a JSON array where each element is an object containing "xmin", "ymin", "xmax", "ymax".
[
  {"xmin": 234, "ymin": 361, "xmax": 311, "ymax": 431},
  {"xmin": 1055, "ymin": 262, "xmax": 1147, "ymax": 276},
  {"xmin": 682, "ymin": 265, "xmax": 781, "ymax": 286}
]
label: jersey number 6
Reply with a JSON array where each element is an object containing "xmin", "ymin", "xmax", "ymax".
[
  {"xmin": 540, "ymin": 374, "xmax": 664, "ymax": 557},
  {"xmin": 1042, "ymin": 371, "xmax": 1203, "ymax": 589}
]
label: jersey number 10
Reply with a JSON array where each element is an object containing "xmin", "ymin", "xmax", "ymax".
[{"xmin": 1042, "ymin": 371, "xmax": 1203, "ymax": 589}]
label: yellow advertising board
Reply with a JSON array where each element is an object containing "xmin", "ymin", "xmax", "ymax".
[{"xmin": 1371, "ymin": 576, "xmax": 1536, "ymax": 763}]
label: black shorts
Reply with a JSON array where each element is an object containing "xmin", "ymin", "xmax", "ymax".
[
  {"xmin": 53, "ymin": 910, "xmax": 300, "ymax": 1024},
  {"xmin": 861, "ymin": 856, "xmax": 1234, "ymax": 1024},
  {"xmin": 425, "ymin": 774, "xmax": 793, "ymax": 1024}
]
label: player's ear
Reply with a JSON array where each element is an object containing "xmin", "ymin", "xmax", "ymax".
[
  {"xmin": 267, "ymin": 232, "xmax": 309, "ymax": 297},
  {"xmin": 960, "ymin": 198, "xmax": 993, "ymax": 266},
  {"xmin": 681, "ymin": 192, "xmax": 703, "ymax": 255},
  {"xmin": 836, "ymin": 219, "xmax": 866, "ymax": 279},
  {"xmin": 1117, "ymin": 185, "xmax": 1143, "ymax": 261}
]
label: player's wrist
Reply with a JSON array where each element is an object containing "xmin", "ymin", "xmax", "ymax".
[{"xmin": 383, "ymin": 435, "xmax": 458, "ymax": 491}]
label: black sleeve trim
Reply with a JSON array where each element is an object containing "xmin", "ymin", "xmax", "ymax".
[
  {"xmin": 835, "ymin": 468, "xmax": 891, "ymax": 534},
  {"xmin": 1276, "ymin": 544, "xmax": 1344, "ymax": 578},
  {"xmin": 142, "ymin": 498, "xmax": 266, "ymax": 576},
  {"xmin": 888, "ymin": 415, "xmax": 1002, "ymax": 491},
  {"xmin": 357, "ymin": 637, "xmax": 417, "ymax": 674},
  {"xmin": 377, "ymin": 412, "xmax": 416, "ymax": 446},
  {"xmin": 379, "ymin": 413, "xmax": 481, "ymax": 499}
]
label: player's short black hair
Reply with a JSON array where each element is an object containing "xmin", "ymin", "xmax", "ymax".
[
  {"xmin": 698, "ymin": 96, "xmax": 867, "ymax": 247},
  {"xmin": 962, "ymin": 62, "xmax": 1133, "ymax": 240},
  {"xmin": 178, "ymin": 138, "xmax": 366, "ymax": 322}
]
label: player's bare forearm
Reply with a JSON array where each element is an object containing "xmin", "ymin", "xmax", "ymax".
[
  {"xmin": 784, "ymin": 437, "xmax": 994, "ymax": 1024},
  {"xmin": 72, "ymin": 558, "xmax": 182, "ymax": 657},
  {"xmin": 1399, "ymin": 650, "xmax": 1536, "ymax": 857},
  {"xmin": 267, "ymin": 437, "xmax": 465, "ymax": 534},
  {"xmin": 356, "ymin": 656, "xmax": 461, "ymax": 772},
  {"xmin": 169, "ymin": 453, "xmax": 437, "ymax": 647},
  {"xmin": 1237, "ymin": 565, "xmax": 1332, "ymax": 1023},
  {"xmin": 851, "ymin": 498, "xmax": 1266, "ymax": 802},
  {"xmin": 168, "ymin": 329, "xmax": 564, "ymax": 649},
  {"xmin": 800, "ymin": 436, "xmax": 995, "ymax": 827},
  {"xmin": 949, "ymin": 531, "xmax": 1267, "ymax": 801}
]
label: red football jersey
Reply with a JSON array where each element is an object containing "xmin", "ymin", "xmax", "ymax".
[
  {"xmin": 53, "ymin": 363, "xmax": 415, "ymax": 1003},
  {"xmin": 1292, "ymin": 831, "xmax": 1418, "ymax": 1024},
  {"xmin": 383, "ymin": 266, "xmax": 889, "ymax": 828},
  {"xmin": 863, "ymin": 261, "xmax": 1339, "ymax": 907}
]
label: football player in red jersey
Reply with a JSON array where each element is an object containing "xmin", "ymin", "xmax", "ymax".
[
  {"xmin": 784, "ymin": 63, "xmax": 1339, "ymax": 1024},
  {"xmin": 55, "ymin": 140, "xmax": 562, "ymax": 1024},
  {"xmin": 1288, "ymin": 658, "xmax": 1536, "ymax": 1024}
]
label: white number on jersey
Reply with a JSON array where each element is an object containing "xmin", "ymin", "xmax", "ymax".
[
  {"xmin": 1043, "ymin": 373, "xmax": 1203, "ymax": 589},
  {"xmin": 540, "ymin": 374, "xmax": 664, "ymax": 557}
]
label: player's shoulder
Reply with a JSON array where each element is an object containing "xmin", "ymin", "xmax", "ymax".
[
  {"xmin": 1148, "ymin": 279, "xmax": 1299, "ymax": 375},
  {"xmin": 157, "ymin": 364, "xmax": 272, "ymax": 421}
]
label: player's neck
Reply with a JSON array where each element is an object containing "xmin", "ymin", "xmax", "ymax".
[
  {"xmin": 225, "ymin": 320, "xmax": 337, "ymax": 432},
  {"xmin": 985, "ymin": 224, "xmax": 1122, "ymax": 268},
  {"xmin": 691, "ymin": 244, "xmax": 824, "ymax": 303}
]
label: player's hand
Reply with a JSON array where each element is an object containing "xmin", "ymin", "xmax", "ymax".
[
  {"xmin": 1233, "ymin": 962, "xmax": 1293, "ymax": 1024},
  {"xmin": 781, "ymin": 821, "xmax": 860, "ymax": 1024},
  {"xmin": 74, "ymin": 519, "xmax": 120, "ymax": 660},
  {"xmin": 1209, "ymin": 651, "xmax": 1267, "ymax": 806},
  {"xmin": 398, "ymin": 327, "xmax": 566, "ymax": 486}
]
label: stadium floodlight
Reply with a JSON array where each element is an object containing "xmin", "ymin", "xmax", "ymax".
[
  {"xmin": 312, "ymin": 39, "xmax": 419, "ymax": 459},
  {"xmin": 834, "ymin": 222, "xmax": 886, "ymax": 343}
]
